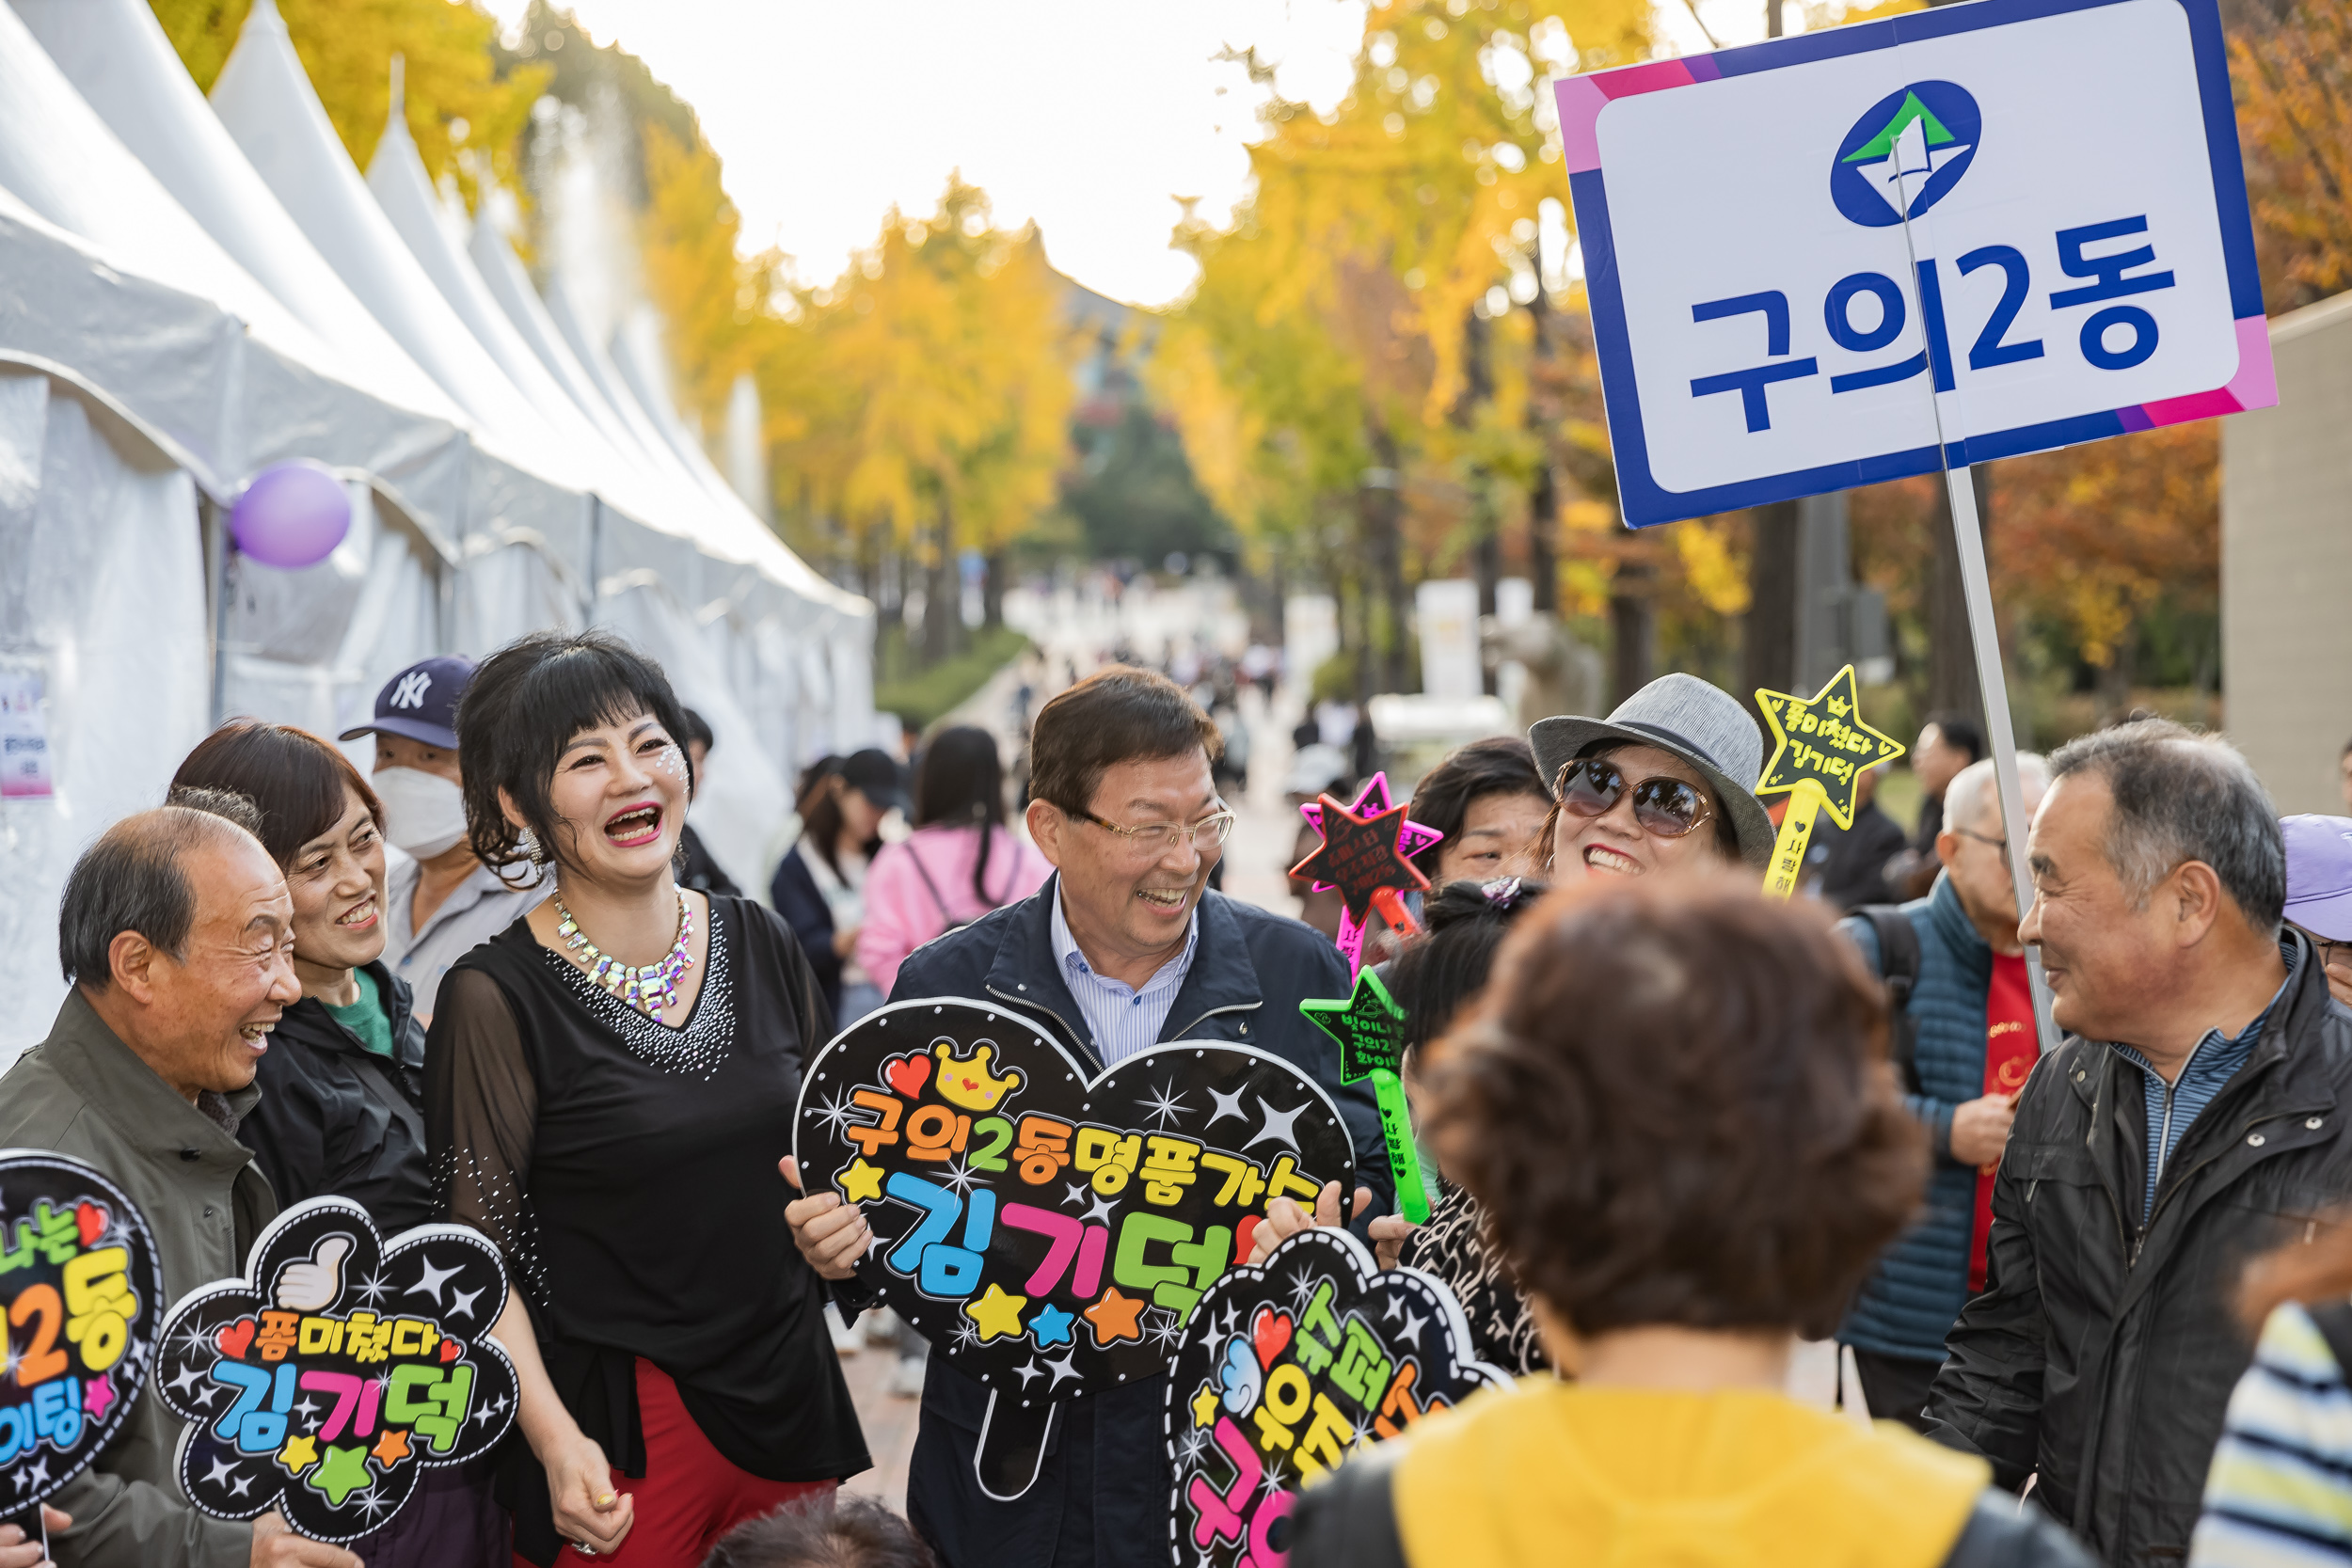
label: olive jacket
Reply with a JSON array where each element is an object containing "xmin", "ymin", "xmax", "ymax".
[{"xmin": 0, "ymin": 990, "xmax": 276, "ymax": 1568}]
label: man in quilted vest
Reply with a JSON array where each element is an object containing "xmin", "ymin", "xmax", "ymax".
[{"xmin": 1836, "ymin": 754, "xmax": 2048, "ymax": 1431}]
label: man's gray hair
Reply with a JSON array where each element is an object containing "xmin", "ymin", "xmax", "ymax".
[
  {"xmin": 1943, "ymin": 753, "xmax": 2051, "ymax": 838},
  {"xmin": 2047, "ymin": 719, "xmax": 2284, "ymax": 930},
  {"xmin": 58, "ymin": 805, "xmax": 263, "ymax": 990}
]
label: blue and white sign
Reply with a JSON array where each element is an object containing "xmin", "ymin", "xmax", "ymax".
[{"xmin": 1557, "ymin": 0, "xmax": 2273, "ymax": 528}]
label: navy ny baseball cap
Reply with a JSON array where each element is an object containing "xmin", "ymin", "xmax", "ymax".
[{"xmin": 340, "ymin": 656, "xmax": 476, "ymax": 750}]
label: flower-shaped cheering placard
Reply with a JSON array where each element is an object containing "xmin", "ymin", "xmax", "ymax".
[
  {"xmin": 152, "ymin": 1197, "xmax": 516, "ymax": 1543},
  {"xmin": 1290, "ymin": 772, "xmax": 1438, "ymax": 975},
  {"xmin": 1753, "ymin": 663, "xmax": 1907, "ymax": 900},
  {"xmin": 0, "ymin": 1151, "xmax": 163, "ymax": 1509},
  {"xmin": 794, "ymin": 999, "xmax": 1357, "ymax": 1500},
  {"xmin": 1164, "ymin": 1226, "xmax": 1508, "ymax": 1568}
]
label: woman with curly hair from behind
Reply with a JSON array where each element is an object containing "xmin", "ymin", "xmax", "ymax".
[{"xmin": 1287, "ymin": 872, "xmax": 2092, "ymax": 1568}]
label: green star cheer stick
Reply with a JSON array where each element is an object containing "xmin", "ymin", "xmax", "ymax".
[{"xmin": 1300, "ymin": 968, "xmax": 1434, "ymax": 1224}]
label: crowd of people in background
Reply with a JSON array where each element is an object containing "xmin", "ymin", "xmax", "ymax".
[{"xmin": 12, "ymin": 625, "xmax": 2352, "ymax": 1568}]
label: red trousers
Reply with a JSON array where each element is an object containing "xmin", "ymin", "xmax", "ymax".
[{"xmin": 518, "ymin": 1359, "xmax": 835, "ymax": 1568}]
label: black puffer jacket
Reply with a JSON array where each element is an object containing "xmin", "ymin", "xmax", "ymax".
[
  {"xmin": 239, "ymin": 959, "xmax": 433, "ymax": 1233},
  {"xmin": 1925, "ymin": 935, "xmax": 2352, "ymax": 1565}
]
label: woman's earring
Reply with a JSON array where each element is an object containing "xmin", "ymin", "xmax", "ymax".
[{"xmin": 518, "ymin": 829, "xmax": 550, "ymax": 867}]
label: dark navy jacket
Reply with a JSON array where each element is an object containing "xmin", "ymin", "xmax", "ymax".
[
  {"xmin": 889, "ymin": 878, "xmax": 1387, "ymax": 1568},
  {"xmin": 1837, "ymin": 873, "xmax": 1994, "ymax": 1364}
]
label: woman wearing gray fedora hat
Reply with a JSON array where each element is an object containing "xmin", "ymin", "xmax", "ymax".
[{"xmin": 1529, "ymin": 673, "xmax": 1777, "ymax": 879}]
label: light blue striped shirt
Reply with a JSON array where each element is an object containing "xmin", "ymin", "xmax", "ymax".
[
  {"xmin": 1049, "ymin": 888, "xmax": 1199, "ymax": 1065},
  {"xmin": 2114, "ymin": 940, "xmax": 2299, "ymax": 1221}
]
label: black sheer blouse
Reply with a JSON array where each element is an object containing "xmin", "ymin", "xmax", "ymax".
[
  {"xmin": 1396, "ymin": 1178, "xmax": 1550, "ymax": 1378},
  {"xmin": 425, "ymin": 894, "xmax": 866, "ymax": 1556}
]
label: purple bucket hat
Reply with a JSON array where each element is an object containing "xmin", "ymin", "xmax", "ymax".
[{"xmin": 2281, "ymin": 814, "xmax": 2352, "ymax": 941}]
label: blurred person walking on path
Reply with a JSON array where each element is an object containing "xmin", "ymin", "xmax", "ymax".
[
  {"xmin": 1836, "ymin": 754, "xmax": 2049, "ymax": 1433},
  {"xmin": 854, "ymin": 727, "xmax": 1049, "ymax": 997},
  {"xmin": 1885, "ymin": 713, "xmax": 1987, "ymax": 900},
  {"xmin": 771, "ymin": 751, "xmax": 905, "ymax": 1026},
  {"xmin": 1288, "ymin": 874, "xmax": 2090, "ymax": 1568},
  {"xmin": 674, "ymin": 708, "xmax": 742, "ymax": 897},
  {"xmin": 1925, "ymin": 721, "xmax": 2352, "ymax": 1567},
  {"xmin": 341, "ymin": 656, "xmax": 546, "ymax": 1025}
]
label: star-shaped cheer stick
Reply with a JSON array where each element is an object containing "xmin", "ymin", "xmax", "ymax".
[
  {"xmin": 1299, "ymin": 969, "xmax": 1433, "ymax": 1224},
  {"xmin": 1291, "ymin": 775, "xmax": 1437, "ymax": 975},
  {"xmin": 1753, "ymin": 663, "xmax": 1907, "ymax": 901}
]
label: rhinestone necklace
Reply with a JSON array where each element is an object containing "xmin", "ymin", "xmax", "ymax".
[{"xmin": 553, "ymin": 891, "xmax": 694, "ymax": 1015}]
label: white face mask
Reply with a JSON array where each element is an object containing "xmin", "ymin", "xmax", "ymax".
[{"xmin": 373, "ymin": 767, "xmax": 469, "ymax": 860}]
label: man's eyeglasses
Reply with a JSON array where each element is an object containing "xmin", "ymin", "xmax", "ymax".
[
  {"xmin": 1069, "ymin": 805, "xmax": 1238, "ymax": 856},
  {"xmin": 1954, "ymin": 827, "xmax": 2009, "ymax": 853},
  {"xmin": 1554, "ymin": 759, "xmax": 1714, "ymax": 840}
]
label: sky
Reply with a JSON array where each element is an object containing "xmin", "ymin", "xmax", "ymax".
[{"xmin": 485, "ymin": 0, "xmax": 1776, "ymax": 309}]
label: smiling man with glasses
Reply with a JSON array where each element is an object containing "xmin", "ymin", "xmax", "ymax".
[{"xmin": 784, "ymin": 664, "xmax": 1383, "ymax": 1568}]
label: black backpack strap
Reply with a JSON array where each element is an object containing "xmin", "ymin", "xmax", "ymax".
[
  {"xmin": 1858, "ymin": 904, "xmax": 1925, "ymax": 1096},
  {"xmin": 2308, "ymin": 1297, "xmax": 2352, "ymax": 1376}
]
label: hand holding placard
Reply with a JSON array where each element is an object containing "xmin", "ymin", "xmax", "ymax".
[{"xmin": 1752, "ymin": 664, "xmax": 1906, "ymax": 901}]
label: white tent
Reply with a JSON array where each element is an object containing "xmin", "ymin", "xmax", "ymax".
[{"xmin": 0, "ymin": 1, "xmax": 876, "ymax": 1057}]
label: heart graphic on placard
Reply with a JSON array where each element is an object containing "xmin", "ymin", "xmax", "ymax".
[
  {"xmin": 153, "ymin": 1197, "xmax": 518, "ymax": 1543},
  {"xmin": 1249, "ymin": 1307, "xmax": 1292, "ymax": 1370},
  {"xmin": 74, "ymin": 1199, "xmax": 107, "ymax": 1247},
  {"xmin": 1165, "ymin": 1227, "xmax": 1510, "ymax": 1568},
  {"xmin": 795, "ymin": 998, "xmax": 1358, "ymax": 1501},
  {"xmin": 882, "ymin": 1051, "xmax": 931, "ymax": 1100}
]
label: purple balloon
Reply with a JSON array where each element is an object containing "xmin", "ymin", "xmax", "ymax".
[{"xmin": 230, "ymin": 460, "xmax": 350, "ymax": 570}]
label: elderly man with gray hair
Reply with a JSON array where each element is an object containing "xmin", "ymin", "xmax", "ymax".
[
  {"xmin": 1924, "ymin": 719, "xmax": 2352, "ymax": 1568},
  {"xmin": 0, "ymin": 805, "xmax": 360, "ymax": 1568}
]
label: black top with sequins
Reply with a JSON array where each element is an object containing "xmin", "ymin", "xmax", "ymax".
[
  {"xmin": 424, "ymin": 895, "xmax": 868, "ymax": 1508},
  {"xmin": 1396, "ymin": 1178, "xmax": 1551, "ymax": 1378}
]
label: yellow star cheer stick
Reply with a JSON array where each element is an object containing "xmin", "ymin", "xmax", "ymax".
[{"xmin": 1754, "ymin": 664, "xmax": 1907, "ymax": 901}]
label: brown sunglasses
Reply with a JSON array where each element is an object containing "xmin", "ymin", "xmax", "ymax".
[{"xmin": 1554, "ymin": 758, "xmax": 1716, "ymax": 839}]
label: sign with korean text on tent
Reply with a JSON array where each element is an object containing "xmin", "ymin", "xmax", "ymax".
[{"xmin": 1555, "ymin": 0, "xmax": 2272, "ymax": 528}]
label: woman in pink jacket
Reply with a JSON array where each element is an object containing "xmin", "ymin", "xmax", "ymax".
[{"xmin": 856, "ymin": 725, "xmax": 1051, "ymax": 996}]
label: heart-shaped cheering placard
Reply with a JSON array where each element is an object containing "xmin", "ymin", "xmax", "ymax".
[
  {"xmin": 794, "ymin": 998, "xmax": 1358, "ymax": 1499},
  {"xmin": 1164, "ymin": 1226, "xmax": 1509, "ymax": 1568},
  {"xmin": 0, "ymin": 1150, "xmax": 164, "ymax": 1509},
  {"xmin": 152, "ymin": 1196, "xmax": 517, "ymax": 1543}
]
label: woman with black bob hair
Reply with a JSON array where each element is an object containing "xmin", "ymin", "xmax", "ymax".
[{"xmin": 425, "ymin": 630, "xmax": 867, "ymax": 1566}]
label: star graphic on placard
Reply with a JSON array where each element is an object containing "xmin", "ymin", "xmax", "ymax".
[
  {"xmin": 190, "ymin": 1381, "xmax": 221, "ymax": 1410},
  {"xmin": 449, "ymin": 1284, "xmax": 484, "ymax": 1320},
  {"xmin": 203, "ymin": 1456, "xmax": 237, "ymax": 1489},
  {"xmin": 940, "ymin": 1157, "xmax": 979, "ymax": 1197},
  {"xmin": 294, "ymin": 1396, "xmax": 323, "ymax": 1423},
  {"xmin": 1205, "ymin": 1085, "xmax": 1249, "ymax": 1128},
  {"xmin": 84, "ymin": 1372, "xmax": 115, "ymax": 1421},
  {"xmin": 948, "ymin": 1320, "xmax": 981, "ymax": 1352},
  {"xmin": 350, "ymin": 1485, "xmax": 394, "ymax": 1525},
  {"xmin": 837, "ymin": 1157, "xmax": 885, "ymax": 1204},
  {"xmin": 1042, "ymin": 1350, "xmax": 1082, "ymax": 1391},
  {"xmin": 1014, "ymin": 1359, "xmax": 1044, "ymax": 1389},
  {"xmin": 229, "ymin": 1472, "xmax": 255, "ymax": 1498},
  {"xmin": 1299, "ymin": 773, "xmax": 1445, "ymax": 863},
  {"xmin": 1062, "ymin": 1181, "xmax": 1090, "ymax": 1208},
  {"xmin": 167, "ymin": 1364, "xmax": 205, "ymax": 1399},
  {"xmin": 404, "ymin": 1256, "xmax": 461, "ymax": 1306},
  {"xmin": 1397, "ymin": 1307, "xmax": 1428, "ymax": 1345},
  {"xmin": 372, "ymin": 1428, "xmax": 412, "ymax": 1468},
  {"xmin": 1146, "ymin": 1307, "xmax": 1185, "ymax": 1354},
  {"xmin": 311, "ymin": 1444, "xmax": 375, "ymax": 1506},
  {"xmin": 18, "ymin": 1457, "xmax": 47, "ymax": 1496},
  {"xmin": 1263, "ymin": 1454, "xmax": 1290, "ymax": 1495},
  {"xmin": 1300, "ymin": 967, "xmax": 1408, "ymax": 1085},
  {"xmin": 1753, "ymin": 663, "xmax": 1905, "ymax": 830},
  {"xmin": 1081, "ymin": 1193, "xmax": 1118, "ymax": 1228},
  {"xmin": 1029, "ymin": 1304, "xmax": 1077, "ymax": 1348},
  {"xmin": 1216, "ymin": 1299, "xmax": 1243, "ymax": 1338},
  {"xmin": 1382, "ymin": 1296, "xmax": 1404, "ymax": 1324},
  {"xmin": 811, "ymin": 1086, "xmax": 862, "ymax": 1141},
  {"xmin": 277, "ymin": 1435, "xmax": 319, "ymax": 1476},
  {"xmin": 1177, "ymin": 1423, "xmax": 1211, "ymax": 1465},
  {"xmin": 1290, "ymin": 793, "xmax": 1431, "ymax": 921},
  {"xmin": 1285, "ymin": 1268, "xmax": 1320, "ymax": 1316},
  {"xmin": 353, "ymin": 1268, "xmax": 392, "ymax": 1308},
  {"xmin": 964, "ymin": 1283, "xmax": 1029, "ymax": 1343},
  {"xmin": 1189, "ymin": 1380, "xmax": 1220, "ymax": 1429},
  {"xmin": 1082, "ymin": 1287, "xmax": 1147, "ymax": 1347},
  {"xmin": 1136, "ymin": 1080, "xmax": 1193, "ymax": 1131},
  {"xmin": 173, "ymin": 1323, "xmax": 215, "ymax": 1362},
  {"xmin": 1246, "ymin": 1098, "xmax": 1306, "ymax": 1155}
]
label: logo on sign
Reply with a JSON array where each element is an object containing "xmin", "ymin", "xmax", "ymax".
[{"xmin": 1831, "ymin": 81, "xmax": 1980, "ymax": 228}]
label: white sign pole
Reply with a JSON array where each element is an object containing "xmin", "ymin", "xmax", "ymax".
[{"xmin": 1944, "ymin": 469, "xmax": 2062, "ymax": 1054}]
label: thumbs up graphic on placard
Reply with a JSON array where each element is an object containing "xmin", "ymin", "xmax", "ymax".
[{"xmin": 272, "ymin": 1235, "xmax": 350, "ymax": 1312}]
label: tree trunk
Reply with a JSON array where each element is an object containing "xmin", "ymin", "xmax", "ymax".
[
  {"xmin": 1742, "ymin": 500, "xmax": 1802, "ymax": 719},
  {"xmin": 1526, "ymin": 293, "xmax": 1562, "ymax": 617},
  {"xmin": 983, "ymin": 548, "xmax": 1008, "ymax": 630},
  {"xmin": 923, "ymin": 516, "xmax": 959, "ymax": 666},
  {"xmin": 1360, "ymin": 428, "xmax": 1409, "ymax": 697},
  {"xmin": 1610, "ymin": 561, "xmax": 1656, "ymax": 705},
  {"xmin": 1927, "ymin": 466, "xmax": 1994, "ymax": 733}
]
